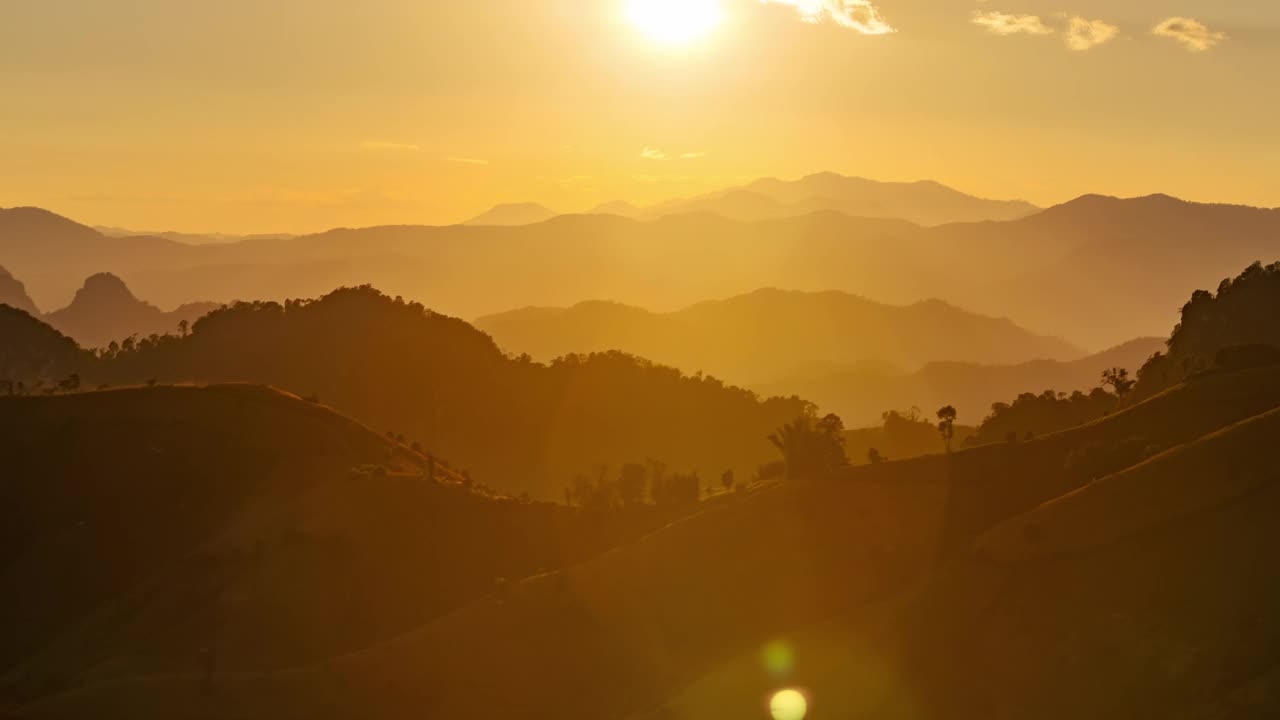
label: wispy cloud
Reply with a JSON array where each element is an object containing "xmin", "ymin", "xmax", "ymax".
[
  {"xmin": 447, "ymin": 157, "xmax": 489, "ymax": 166},
  {"xmin": 640, "ymin": 147, "xmax": 667, "ymax": 161},
  {"xmin": 1065, "ymin": 16, "xmax": 1118, "ymax": 51},
  {"xmin": 972, "ymin": 11, "xmax": 1053, "ymax": 36},
  {"xmin": 1153, "ymin": 17, "xmax": 1226, "ymax": 52},
  {"xmin": 761, "ymin": 0, "xmax": 896, "ymax": 35},
  {"xmin": 361, "ymin": 141, "xmax": 421, "ymax": 152}
]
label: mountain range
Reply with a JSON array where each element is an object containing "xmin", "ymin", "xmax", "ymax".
[
  {"xmin": 464, "ymin": 174, "xmax": 1038, "ymax": 227},
  {"xmin": 5, "ymin": 183, "xmax": 1280, "ymax": 349},
  {"xmin": 4, "ymin": 285, "xmax": 811, "ymax": 500},
  {"xmin": 94, "ymin": 226, "xmax": 296, "ymax": 245},
  {"xmin": 0, "ymin": 264, "xmax": 216, "ymax": 349},
  {"xmin": 475, "ymin": 287, "xmax": 1082, "ymax": 384},
  {"xmin": 754, "ymin": 336, "xmax": 1165, "ymax": 426},
  {"xmin": 585, "ymin": 172, "xmax": 1040, "ymax": 226}
]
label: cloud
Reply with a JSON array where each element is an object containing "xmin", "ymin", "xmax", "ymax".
[
  {"xmin": 972, "ymin": 11, "xmax": 1053, "ymax": 36},
  {"xmin": 447, "ymin": 157, "xmax": 489, "ymax": 166},
  {"xmin": 1065, "ymin": 16, "xmax": 1118, "ymax": 51},
  {"xmin": 640, "ymin": 146, "xmax": 667, "ymax": 160},
  {"xmin": 361, "ymin": 141, "xmax": 421, "ymax": 152},
  {"xmin": 1153, "ymin": 17, "xmax": 1226, "ymax": 52},
  {"xmin": 761, "ymin": 0, "xmax": 896, "ymax": 35}
]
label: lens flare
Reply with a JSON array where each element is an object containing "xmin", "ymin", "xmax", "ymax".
[
  {"xmin": 770, "ymin": 688, "xmax": 809, "ymax": 720},
  {"xmin": 762, "ymin": 640, "xmax": 796, "ymax": 677}
]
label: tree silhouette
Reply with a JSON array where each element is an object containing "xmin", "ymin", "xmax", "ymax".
[
  {"xmin": 937, "ymin": 406, "xmax": 957, "ymax": 453},
  {"xmin": 617, "ymin": 462, "xmax": 647, "ymax": 507},
  {"xmin": 58, "ymin": 373, "xmax": 81, "ymax": 393},
  {"xmin": 867, "ymin": 447, "xmax": 885, "ymax": 464},
  {"xmin": 720, "ymin": 469, "xmax": 735, "ymax": 493},
  {"xmin": 178, "ymin": 319, "xmax": 190, "ymax": 337},
  {"xmin": 768, "ymin": 413, "xmax": 848, "ymax": 479},
  {"xmin": 1101, "ymin": 367, "xmax": 1135, "ymax": 398}
]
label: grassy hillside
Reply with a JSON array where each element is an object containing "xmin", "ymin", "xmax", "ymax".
[
  {"xmin": 628, "ymin": 365, "xmax": 1280, "ymax": 720},
  {"xmin": 0, "ymin": 385, "xmax": 689, "ymax": 709},
  {"xmin": 13, "ymin": 363, "xmax": 1280, "ymax": 720}
]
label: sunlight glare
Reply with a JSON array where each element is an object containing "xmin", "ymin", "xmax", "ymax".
[
  {"xmin": 626, "ymin": 0, "xmax": 723, "ymax": 45},
  {"xmin": 770, "ymin": 689, "xmax": 809, "ymax": 720}
]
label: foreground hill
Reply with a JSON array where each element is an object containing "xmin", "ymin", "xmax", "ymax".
[
  {"xmin": 0, "ymin": 385, "xmax": 685, "ymax": 708},
  {"xmin": 1134, "ymin": 261, "xmax": 1280, "ymax": 399},
  {"xmin": 13, "ymin": 286, "xmax": 809, "ymax": 499},
  {"xmin": 0, "ymin": 305, "xmax": 88, "ymax": 386},
  {"xmin": 643, "ymin": 365, "xmax": 1280, "ymax": 720},
  {"xmin": 476, "ymin": 289, "xmax": 1082, "ymax": 385},
  {"xmin": 13, "ymin": 361, "xmax": 1280, "ymax": 720},
  {"xmin": 7, "ymin": 194, "xmax": 1278, "ymax": 347}
]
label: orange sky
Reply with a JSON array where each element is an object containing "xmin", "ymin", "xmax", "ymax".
[{"xmin": 2, "ymin": 0, "xmax": 1278, "ymax": 233}]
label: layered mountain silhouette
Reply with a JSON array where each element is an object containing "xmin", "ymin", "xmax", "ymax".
[
  {"xmin": 94, "ymin": 226, "xmax": 295, "ymax": 244},
  {"xmin": 476, "ymin": 289, "xmax": 1082, "ymax": 386},
  {"xmin": 0, "ymin": 265, "xmax": 39, "ymax": 317},
  {"xmin": 0, "ymin": 264, "xmax": 218, "ymax": 350},
  {"xmin": 42, "ymin": 273, "xmax": 218, "ymax": 349},
  {"xmin": 5, "ymin": 265, "xmax": 1280, "ymax": 718},
  {"xmin": 464, "ymin": 202, "xmax": 558, "ymax": 226},
  {"xmin": 6, "ymin": 189, "xmax": 1280, "ymax": 348},
  {"xmin": 590, "ymin": 172, "xmax": 1039, "ymax": 226},
  {"xmin": 0, "ymin": 286, "xmax": 810, "ymax": 499},
  {"xmin": 753, "ymin": 336, "xmax": 1164, "ymax": 426},
  {"xmin": 471, "ymin": 174, "xmax": 1036, "ymax": 227}
]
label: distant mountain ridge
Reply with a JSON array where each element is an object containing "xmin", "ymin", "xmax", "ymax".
[
  {"xmin": 475, "ymin": 288, "xmax": 1082, "ymax": 386},
  {"xmin": 5, "ymin": 189, "xmax": 1280, "ymax": 348},
  {"xmin": 753, "ymin": 336, "xmax": 1166, "ymax": 426},
  {"xmin": 0, "ymin": 264, "xmax": 218, "ymax": 349},
  {"xmin": 0, "ymin": 264, "xmax": 40, "ymax": 316},
  {"xmin": 464, "ymin": 202, "xmax": 558, "ymax": 226},
  {"xmin": 43, "ymin": 272, "xmax": 219, "ymax": 349},
  {"xmin": 596, "ymin": 172, "xmax": 1040, "ymax": 226},
  {"xmin": 464, "ymin": 173, "xmax": 1039, "ymax": 227},
  {"xmin": 94, "ymin": 226, "xmax": 296, "ymax": 244}
]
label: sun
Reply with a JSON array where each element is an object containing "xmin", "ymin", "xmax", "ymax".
[{"xmin": 626, "ymin": 0, "xmax": 723, "ymax": 45}]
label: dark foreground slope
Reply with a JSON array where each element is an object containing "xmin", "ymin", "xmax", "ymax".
[
  {"xmin": 0, "ymin": 386, "xmax": 679, "ymax": 710},
  {"xmin": 636, "ymin": 366, "xmax": 1280, "ymax": 720},
  {"xmin": 13, "ymin": 364, "xmax": 1280, "ymax": 720}
]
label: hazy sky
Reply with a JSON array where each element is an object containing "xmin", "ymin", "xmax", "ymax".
[{"xmin": 2, "ymin": 0, "xmax": 1278, "ymax": 233}]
